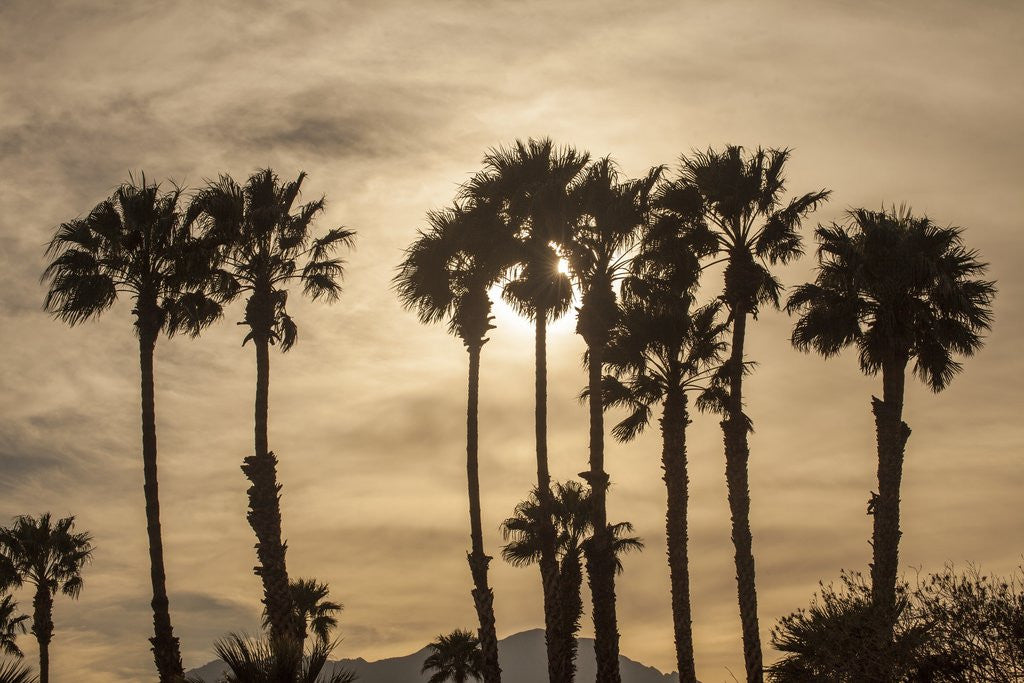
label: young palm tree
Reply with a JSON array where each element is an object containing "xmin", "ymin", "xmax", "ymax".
[
  {"xmin": 187, "ymin": 169, "xmax": 355, "ymax": 642},
  {"xmin": 0, "ymin": 596, "xmax": 28, "ymax": 658},
  {"xmin": 263, "ymin": 578, "xmax": 342, "ymax": 651},
  {"xmin": 501, "ymin": 482, "xmax": 643, "ymax": 682},
  {"xmin": 465, "ymin": 138, "xmax": 588, "ymax": 682},
  {"xmin": 394, "ymin": 201, "xmax": 516, "ymax": 683},
  {"xmin": 42, "ymin": 175, "xmax": 218, "ymax": 681},
  {"xmin": 421, "ymin": 629, "xmax": 484, "ymax": 683},
  {"xmin": 199, "ymin": 633, "xmax": 356, "ymax": 683},
  {"xmin": 677, "ymin": 146, "xmax": 829, "ymax": 681},
  {"xmin": 0, "ymin": 659, "xmax": 35, "ymax": 683},
  {"xmin": 786, "ymin": 206, "xmax": 995, "ymax": 661},
  {"xmin": 564, "ymin": 157, "xmax": 661, "ymax": 683},
  {"xmin": 0, "ymin": 514, "xmax": 93, "ymax": 683}
]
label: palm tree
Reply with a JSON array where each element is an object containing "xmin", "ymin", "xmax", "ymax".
[
  {"xmin": 465, "ymin": 138, "xmax": 588, "ymax": 681},
  {"xmin": 394, "ymin": 201, "xmax": 516, "ymax": 683},
  {"xmin": 422, "ymin": 629, "xmax": 484, "ymax": 683},
  {"xmin": 676, "ymin": 146, "xmax": 829, "ymax": 681},
  {"xmin": 786, "ymin": 206, "xmax": 995, "ymax": 663},
  {"xmin": 0, "ymin": 660, "xmax": 35, "ymax": 683},
  {"xmin": 187, "ymin": 169, "xmax": 355, "ymax": 642},
  {"xmin": 289, "ymin": 578, "xmax": 341, "ymax": 648},
  {"xmin": 501, "ymin": 482, "xmax": 643, "ymax": 682},
  {"xmin": 263, "ymin": 578, "xmax": 342, "ymax": 651},
  {"xmin": 564, "ymin": 157, "xmax": 660, "ymax": 682},
  {"xmin": 41, "ymin": 175, "xmax": 217, "ymax": 682},
  {"xmin": 0, "ymin": 514, "xmax": 93, "ymax": 683},
  {"xmin": 0, "ymin": 596, "xmax": 28, "ymax": 658},
  {"xmin": 201, "ymin": 633, "xmax": 356, "ymax": 683},
  {"xmin": 600, "ymin": 217, "xmax": 728, "ymax": 682}
]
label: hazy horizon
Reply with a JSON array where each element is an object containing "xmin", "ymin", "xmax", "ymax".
[{"xmin": 1, "ymin": 1, "xmax": 1022, "ymax": 681}]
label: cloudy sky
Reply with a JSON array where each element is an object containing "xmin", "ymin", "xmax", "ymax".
[{"xmin": 1, "ymin": 0, "xmax": 1022, "ymax": 680}]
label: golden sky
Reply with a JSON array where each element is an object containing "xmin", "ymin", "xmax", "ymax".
[{"xmin": 1, "ymin": 1, "xmax": 1022, "ymax": 680}]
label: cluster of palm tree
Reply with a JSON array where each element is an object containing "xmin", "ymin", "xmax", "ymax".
[
  {"xmin": 29, "ymin": 140, "xmax": 994, "ymax": 681},
  {"xmin": 0, "ymin": 513, "xmax": 93, "ymax": 683},
  {"xmin": 501, "ymin": 481, "xmax": 643, "ymax": 681},
  {"xmin": 397, "ymin": 139, "xmax": 994, "ymax": 683},
  {"xmin": 41, "ymin": 170, "xmax": 355, "ymax": 681}
]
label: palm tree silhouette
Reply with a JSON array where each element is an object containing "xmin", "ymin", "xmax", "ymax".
[
  {"xmin": 599, "ymin": 205, "xmax": 728, "ymax": 682},
  {"xmin": 675, "ymin": 146, "xmax": 829, "ymax": 681},
  {"xmin": 187, "ymin": 169, "xmax": 355, "ymax": 642},
  {"xmin": 395, "ymin": 201, "xmax": 516, "ymax": 683},
  {"xmin": 263, "ymin": 578, "xmax": 342, "ymax": 652},
  {"xmin": 0, "ymin": 595, "xmax": 28, "ymax": 658},
  {"xmin": 0, "ymin": 659, "xmax": 35, "ymax": 683},
  {"xmin": 501, "ymin": 481, "xmax": 643, "ymax": 682},
  {"xmin": 786, "ymin": 206, "xmax": 995, "ymax": 660},
  {"xmin": 465, "ymin": 138, "xmax": 588, "ymax": 681},
  {"xmin": 0, "ymin": 514, "xmax": 93, "ymax": 683},
  {"xmin": 564, "ymin": 157, "xmax": 660, "ymax": 683},
  {"xmin": 421, "ymin": 629, "xmax": 484, "ymax": 683},
  {"xmin": 197, "ymin": 633, "xmax": 356, "ymax": 683},
  {"xmin": 42, "ymin": 175, "xmax": 219, "ymax": 681}
]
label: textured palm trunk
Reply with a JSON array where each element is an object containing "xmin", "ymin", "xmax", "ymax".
[
  {"xmin": 869, "ymin": 357, "xmax": 910, "ymax": 659},
  {"xmin": 558, "ymin": 553, "xmax": 584, "ymax": 682},
  {"xmin": 31, "ymin": 585, "xmax": 53, "ymax": 683},
  {"xmin": 242, "ymin": 331, "xmax": 298, "ymax": 642},
  {"xmin": 584, "ymin": 342, "xmax": 622, "ymax": 683},
  {"xmin": 661, "ymin": 388, "xmax": 697, "ymax": 683},
  {"xmin": 721, "ymin": 309, "xmax": 763, "ymax": 683},
  {"xmin": 534, "ymin": 312, "xmax": 566, "ymax": 683},
  {"xmin": 138, "ymin": 320, "xmax": 186, "ymax": 682},
  {"xmin": 465, "ymin": 342, "xmax": 502, "ymax": 683}
]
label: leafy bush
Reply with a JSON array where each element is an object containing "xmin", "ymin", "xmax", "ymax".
[{"xmin": 769, "ymin": 565, "xmax": 1024, "ymax": 682}]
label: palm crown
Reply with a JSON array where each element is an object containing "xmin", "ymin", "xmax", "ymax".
[
  {"xmin": 602, "ymin": 299, "xmax": 728, "ymax": 442},
  {"xmin": 394, "ymin": 201, "xmax": 515, "ymax": 347},
  {"xmin": 421, "ymin": 629, "xmax": 483, "ymax": 683},
  {"xmin": 566, "ymin": 157, "xmax": 662, "ymax": 345},
  {"xmin": 187, "ymin": 169, "xmax": 355, "ymax": 350},
  {"xmin": 465, "ymin": 137, "xmax": 589, "ymax": 321},
  {"xmin": 501, "ymin": 482, "xmax": 643, "ymax": 573},
  {"xmin": 289, "ymin": 578, "xmax": 342, "ymax": 645},
  {"xmin": 676, "ymin": 146, "xmax": 830, "ymax": 314},
  {"xmin": 207, "ymin": 632, "xmax": 356, "ymax": 683},
  {"xmin": 787, "ymin": 206, "xmax": 996, "ymax": 391},
  {"xmin": 0, "ymin": 515, "xmax": 93, "ymax": 599},
  {"xmin": 43, "ymin": 174, "xmax": 220, "ymax": 336}
]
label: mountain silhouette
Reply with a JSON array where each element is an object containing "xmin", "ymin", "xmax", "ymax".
[{"xmin": 187, "ymin": 628, "xmax": 682, "ymax": 682}]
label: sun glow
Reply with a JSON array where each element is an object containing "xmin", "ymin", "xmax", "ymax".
[{"xmin": 557, "ymin": 257, "xmax": 570, "ymax": 275}]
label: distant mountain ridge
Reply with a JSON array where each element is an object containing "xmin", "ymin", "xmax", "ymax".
[{"xmin": 187, "ymin": 628, "xmax": 681, "ymax": 682}]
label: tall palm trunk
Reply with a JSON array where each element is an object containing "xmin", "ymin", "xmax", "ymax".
[
  {"xmin": 661, "ymin": 388, "xmax": 697, "ymax": 683},
  {"xmin": 721, "ymin": 308, "xmax": 763, "ymax": 682},
  {"xmin": 241, "ymin": 324, "xmax": 297, "ymax": 642},
  {"xmin": 31, "ymin": 585, "xmax": 52, "ymax": 683},
  {"xmin": 138, "ymin": 317, "xmax": 185, "ymax": 682},
  {"xmin": 534, "ymin": 311, "xmax": 565, "ymax": 683},
  {"xmin": 870, "ymin": 356, "xmax": 910, "ymax": 651},
  {"xmin": 465, "ymin": 342, "xmax": 501, "ymax": 683},
  {"xmin": 584, "ymin": 341, "xmax": 621, "ymax": 683},
  {"xmin": 558, "ymin": 553, "xmax": 584, "ymax": 682}
]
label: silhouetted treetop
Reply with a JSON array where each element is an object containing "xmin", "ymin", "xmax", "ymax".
[
  {"xmin": 187, "ymin": 168, "xmax": 355, "ymax": 351},
  {"xmin": 43, "ymin": 173, "xmax": 221, "ymax": 337},
  {"xmin": 787, "ymin": 205, "xmax": 996, "ymax": 391}
]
